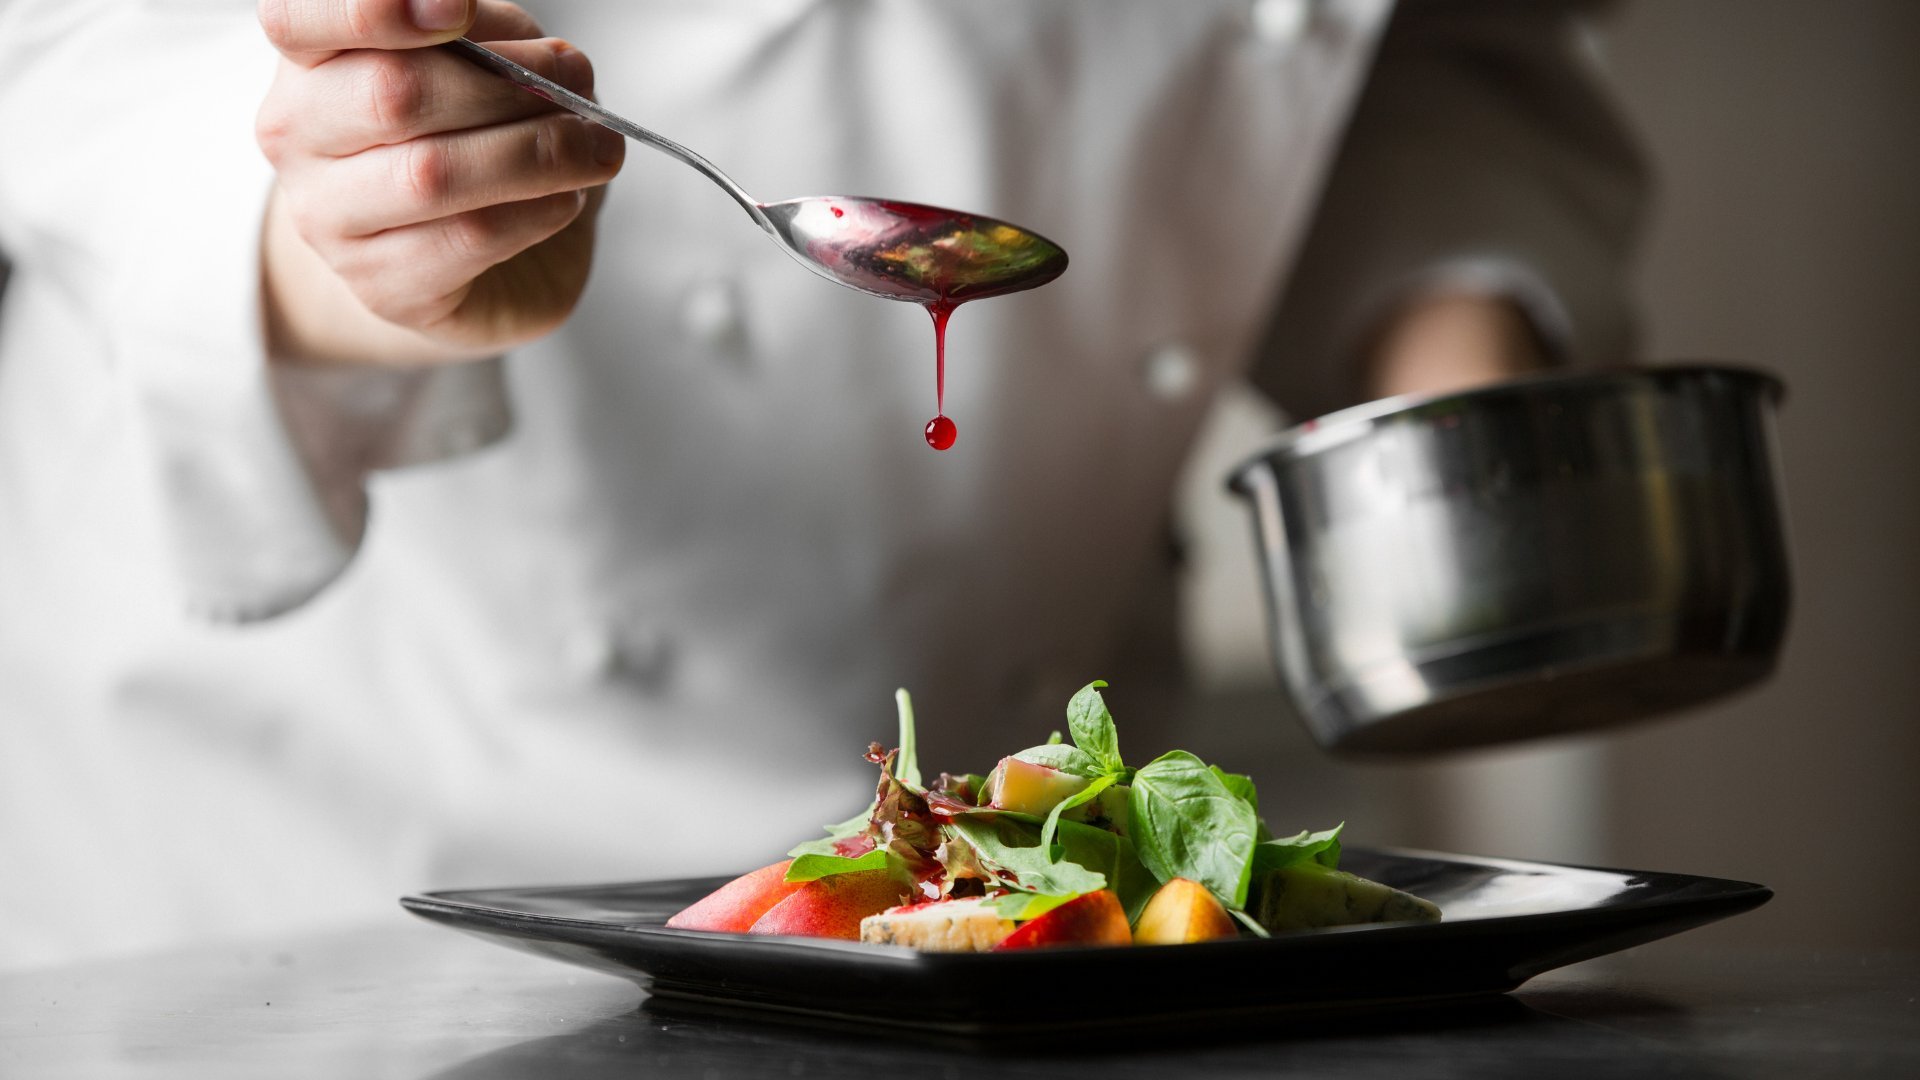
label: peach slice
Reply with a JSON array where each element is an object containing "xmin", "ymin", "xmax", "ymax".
[
  {"xmin": 665, "ymin": 860, "xmax": 805, "ymax": 932},
  {"xmin": 1132, "ymin": 877, "xmax": 1238, "ymax": 945},
  {"xmin": 993, "ymin": 890, "xmax": 1132, "ymax": 950},
  {"xmin": 747, "ymin": 868, "xmax": 912, "ymax": 940}
]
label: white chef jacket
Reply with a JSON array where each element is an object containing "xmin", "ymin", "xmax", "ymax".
[{"xmin": 0, "ymin": 0, "xmax": 1643, "ymax": 968}]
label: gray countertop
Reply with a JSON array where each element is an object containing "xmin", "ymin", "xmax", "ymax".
[{"xmin": 3, "ymin": 921, "xmax": 1916, "ymax": 1079}]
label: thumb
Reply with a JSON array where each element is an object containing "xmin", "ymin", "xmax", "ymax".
[{"xmin": 259, "ymin": 0, "xmax": 477, "ymax": 64}]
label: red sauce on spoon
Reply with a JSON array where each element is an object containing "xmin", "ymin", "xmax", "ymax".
[{"xmin": 760, "ymin": 198, "xmax": 1068, "ymax": 451}]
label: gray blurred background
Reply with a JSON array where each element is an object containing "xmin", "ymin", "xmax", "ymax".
[{"xmin": 1168, "ymin": 0, "xmax": 1920, "ymax": 950}]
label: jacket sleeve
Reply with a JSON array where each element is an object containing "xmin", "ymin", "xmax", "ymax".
[
  {"xmin": 0, "ymin": 0, "xmax": 510, "ymax": 623},
  {"xmin": 1251, "ymin": 0, "xmax": 1649, "ymax": 421}
]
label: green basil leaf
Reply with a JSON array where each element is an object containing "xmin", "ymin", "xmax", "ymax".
[
  {"xmin": 1249, "ymin": 823, "xmax": 1344, "ymax": 876},
  {"xmin": 1038, "ymin": 774, "xmax": 1117, "ymax": 852},
  {"xmin": 1054, "ymin": 820, "xmax": 1160, "ymax": 924},
  {"xmin": 784, "ymin": 849, "xmax": 889, "ymax": 882},
  {"xmin": 1065, "ymin": 680, "xmax": 1125, "ymax": 775},
  {"xmin": 1210, "ymin": 766, "xmax": 1258, "ymax": 813},
  {"xmin": 947, "ymin": 817, "xmax": 1107, "ymax": 896},
  {"xmin": 1046, "ymin": 730, "xmax": 1064, "ymax": 746},
  {"xmin": 894, "ymin": 688, "xmax": 922, "ymax": 791},
  {"xmin": 1011, "ymin": 743, "xmax": 1101, "ymax": 778},
  {"xmin": 988, "ymin": 892, "xmax": 1079, "ymax": 922},
  {"xmin": 1128, "ymin": 750, "xmax": 1260, "ymax": 909}
]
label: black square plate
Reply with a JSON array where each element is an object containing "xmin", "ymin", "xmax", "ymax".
[{"xmin": 401, "ymin": 848, "xmax": 1769, "ymax": 1033}]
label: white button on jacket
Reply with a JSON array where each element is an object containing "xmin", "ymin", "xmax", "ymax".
[{"xmin": 0, "ymin": 0, "xmax": 1644, "ymax": 967}]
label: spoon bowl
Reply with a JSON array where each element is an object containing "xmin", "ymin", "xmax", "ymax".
[
  {"xmin": 450, "ymin": 39, "xmax": 1068, "ymax": 304},
  {"xmin": 759, "ymin": 197, "xmax": 1068, "ymax": 304}
]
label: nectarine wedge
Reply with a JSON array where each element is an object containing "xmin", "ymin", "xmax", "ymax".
[
  {"xmin": 665, "ymin": 860, "xmax": 805, "ymax": 932},
  {"xmin": 1132, "ymin": 877, "xmax": 1238, "ymax": 945},
  {"xmin": 994, "ymin": 890, "xmax": 1131, "ymax": 950},
  {"xmin": 747, "ymin": 868, "xmax": 911, "ymax": 940}
]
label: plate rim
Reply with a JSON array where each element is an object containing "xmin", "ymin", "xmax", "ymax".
[{"xmin": 399, "ymin": 845, "xmax": 1773, "ymax": 964}]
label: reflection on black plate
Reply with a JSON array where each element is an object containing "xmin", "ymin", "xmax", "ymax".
[{"xmin": 401, "ymin": 848, "xmax": 1768, "ymax": 1032}]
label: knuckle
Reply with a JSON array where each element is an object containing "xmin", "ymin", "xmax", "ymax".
[
  {"xmin": 281, "ymin": 195, "xmax": 336, "ymax": 251},
  {"xmin": 358, "ymin": 287, "xmax": 415, "ymax": 326},
  {"xmin": 254, "ymin": 101, "xmax": 291, "ymax": 162},
  {"xmin": 442, "ymin": 211, "xmax": 499, "ymax": 264},
  {"xmin": 343, "ymin": 263, "xmax": 424, "ymax": 325},
  {"xmin": 363, "ymin": 55, "xmax": 428, "ymax": 137},
  {"xmin": 255, "ymin": 62, "xmax": 312, "ymax": 163},
  {"xmin": 396, "ymin": 140, "xmax": 453, "ymax": 208},
  {"xmin": 344, "ymin": 1, "xmax": 378, "ymax": 45},
  {"xmin": 529, "ymin": 116, "xmax": 565, "ymax": 175},
  {"xmin": 257, "ymin": 0, "xmax": 293, "ymax": 50},
  {"xmin": 327, "ymin": 243, "xmax": 371, "ymax": 286}
]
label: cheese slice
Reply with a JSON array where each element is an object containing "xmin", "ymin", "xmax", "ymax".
[
  {"xmin": 1253, "ymin": 861, "xmax": 1442, "ymax": 933},
  {"xmin": 859, "ymin": 898, "xmax": 1017, "ymax": 952}
]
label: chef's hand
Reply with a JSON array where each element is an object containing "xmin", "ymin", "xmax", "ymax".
[
  {"xmin": 255, "ymin": 0, "xmax": 624, "ymax": 366},
  {"xmin": 1365, "ymin": 292, "xmax": 1548, "ymax": 398}
]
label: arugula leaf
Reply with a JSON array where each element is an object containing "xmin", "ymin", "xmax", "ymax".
[
  {"xmin": 988, "ymin": 892, "xmax": 1079, "ymax": 922},
  {"xmin": 1054, "ymin": 819, "xmax": 1160, "ymax": 924},
  {"xmin": 785, "ymin": 849, "xmax": 890, "ymax": 882},
  {"xmin": 1249, "ymin": 823, "xmax": 1344, "ymax": 877},
  {"xmin": 1011, "ymin": 743, "xmax": 1101, "ymax": 778},
  {"xmin": 946, "ymin": 817, "xmax": 1108, "ymax": 896},
  {"xmin": 894, "ymin": 688, "xmax": 922, "ymax": 791},
  {"xmin": 1128, "ymin": 750, "xmax": 1260, "ymax": 909},
  {"xmin": 1065, "ymin": 680, "xmax": 1125, "ymax": 775},
  {"xmin": 1038, "ymin": 774, "xmax": 1116, "ymax": 851}
]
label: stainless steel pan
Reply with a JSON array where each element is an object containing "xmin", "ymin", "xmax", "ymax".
[{"xmin": 1227, "ymin": 365, "xmax": 1790, "ymax": 755}]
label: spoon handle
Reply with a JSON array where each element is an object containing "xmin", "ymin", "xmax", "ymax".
[{"xmin": 445, "ymin": 38, "xmax": 768, "ymax": 227}]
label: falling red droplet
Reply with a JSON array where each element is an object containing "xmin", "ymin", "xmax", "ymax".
[
  {"xmin": 925, "ymin": 415, "xmax": 957, "ymax": 451},
  {"xmin": 830, "ymin": 206, "xmax": 844, "ymax": 218}
]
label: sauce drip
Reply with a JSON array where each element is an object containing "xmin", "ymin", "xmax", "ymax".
[{"xmin": 924, "ymin": 300, "xmax": 958, "ymax": 450}]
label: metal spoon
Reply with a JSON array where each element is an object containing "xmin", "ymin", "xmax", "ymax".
[{"xmin": 448, "ymin": 38, "xmax": 1069, "ymax": 305}]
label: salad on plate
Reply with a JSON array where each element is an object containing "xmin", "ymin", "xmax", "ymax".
[{"xmin": 667, "ymin": 681, "xmax": 1439, "ymax": 951}]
